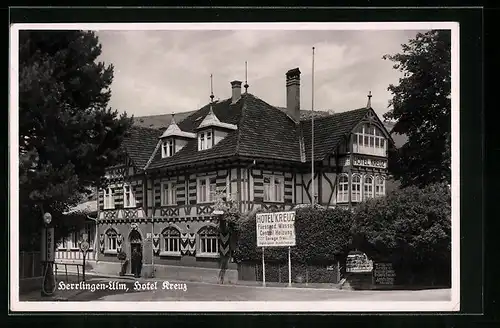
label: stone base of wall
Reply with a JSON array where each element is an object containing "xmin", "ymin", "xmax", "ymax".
[
  {"xmin": 93, "ymin": 261, "xmax": 237, "ymax": 283},
  {"xmin": 153, "ymin": 264, "xmax": 237, "ymax": 284}
]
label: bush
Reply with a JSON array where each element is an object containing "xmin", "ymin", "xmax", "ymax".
[
  {"xmin": 117, "ymin": 250, "xmax": 127, "ymax": 261},
  {"xmin": 233, "ymin": 206, "xmax": 353, "ymax": 266},
  {"xmin": 351, "ymin": 182, "xmax": 451, "ymax": 286}
]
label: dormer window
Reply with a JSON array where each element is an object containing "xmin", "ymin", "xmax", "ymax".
[
  {"xmin": 195, "ymin": 106, "xmax": 237, "ymax": 152},
  {"xmin": 198, "ymin": 130, "xmax": 213, "ymax": 151},
  {"xmin": 161, "ymin": 139, "xmax": 174, "ymax": 158}
]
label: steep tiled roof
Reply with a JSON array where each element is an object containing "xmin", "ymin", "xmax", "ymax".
[
  {"xmin": 302, "ymin": 108, "xmax": 370, "ymax": 161},
  {"xmin": 124, "ymin": 94, "xmax": 388, "ymax": 171},
  {"xmin": 134, "ymin": 108, "xmax": 332, "ymax": 130},
  {"xmin": 123, "ymin": 126, "xmax": 162, "ymax": 169}
]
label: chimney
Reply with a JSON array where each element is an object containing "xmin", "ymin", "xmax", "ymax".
[
  {"xmin": 286, "ymin": 68, "xmax": 301, "ymax": 122},
  {"xmin": 230, "ymin": 80, "xmax": 242, "ymax": 104}
]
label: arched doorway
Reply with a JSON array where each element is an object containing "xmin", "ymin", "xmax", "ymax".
[{"xmin": 128, "ymin": 229, "xmax": 142, "ymax": 276}]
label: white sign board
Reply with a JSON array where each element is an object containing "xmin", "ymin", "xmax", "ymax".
[{"xmin": 256, "ymin": 211, "xmax": 296, "ymax": 247}]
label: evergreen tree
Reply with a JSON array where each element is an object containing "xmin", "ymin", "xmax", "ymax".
[{"xmin": 19, "ymin": 30, "xmax": 133, "ymax": 250}]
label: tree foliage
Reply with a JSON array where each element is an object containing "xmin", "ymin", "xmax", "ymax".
[
  {"xmin": 351, "ymin": 182, "xmax": 451, "ymax": 285},
  {"xmin": 383, "ymin": 30, "xmax": 451, "ymax": 188},
  {"xmin": 19, "ymin": 30, "xmax": 133, "ymax": 250},
  {"xmin": 233, "ymin": 206, "xmax": 353, "ymax": 265}
]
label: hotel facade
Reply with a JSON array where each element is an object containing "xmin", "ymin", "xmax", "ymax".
[{"xmin": 58, "ymin": 68, "xmax": 393, "ymax": 280}]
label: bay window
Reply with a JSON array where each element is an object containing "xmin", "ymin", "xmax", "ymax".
[
  {"xmin": 161, "ymin": 181, "xmax": 177, "ymax": 206},
  {"xmin": 352, "ymin": 123, "xmax": 387, "ymax": 156},
  {"xmin": 363, "ymin": 175, "xmax": 374, "ymax": 201},
  {"xmin": 351, "ymin": 174, "xmax": 361, "ymax": 202},
  {"xmin": 375, "ymin": 176, "xmax": 386, "ymax": 197},
  {"xmin": 263, "ymin": 175, "xmax": 284, "ymax": 202},
  {"xmin": 337, "ymin": 174, "xmax": 349, "ymax": 203}
]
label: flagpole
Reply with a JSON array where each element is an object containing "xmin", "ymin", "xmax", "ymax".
[{"xmin": 311, "ymin": 46, "xmax": 315, "ymax": 207}]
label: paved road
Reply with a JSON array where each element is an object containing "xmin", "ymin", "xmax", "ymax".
[{"xmin": 46, "ymin": 276, "xmax": 451, "ymax": 302}]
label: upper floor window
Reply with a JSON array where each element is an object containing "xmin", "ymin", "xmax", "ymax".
[
  {"xmin": 375, "ymin": 176, "xmax": 386, "ymax": 197},
  {"xmin": 123, "ymin": 184, "xmax": 136, "ymax": 208},
  {"xmin": 198, "ymin": 226, "xmax": 219, "ymax": 255},
  {"xmin": 263, "ymin": 175, "xmax": 284, "ymax": 202},
  {"xmin": 103, "ymin": 187, "xmax": 114, "ymax": 210},
  {"xmin": 197, "ymin": 176, "xmax": 216, "ymax": 203},
  {"xmin": 363, "ymin": 175, "xmax": 374, "ymax": 201},
  {"xmin": 198, "ymin": 130, "xmax": 213, "ymax": 151},
  {"xmin": 353, "ymin": 123, "xmax": 387, "ymax": 157},
  {"xmin": 162, "ymin": 227, "xmax": 180, "ymax": 255},
  {"xmin": 338, "ymin": 174, "xmax": 349, "ymax": 203},
  {"xmin": 161, "ymin": 181, "xmax": 177, "ymax": 206},
  {"xmin": 351, "ymin": 174, "xmax": 362, "ymax": 202},
  {"xmin": 161, "ymin": 139, "xmax": 175, "ymax": 158}
]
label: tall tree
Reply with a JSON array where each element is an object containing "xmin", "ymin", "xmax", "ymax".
[
  {"xmin": 383, "ymin": 30, "xmax": 451, "ymax": 188},
  {"xmin": 19, "ymin": 30, "xmax": 133, "ymax": 250}
]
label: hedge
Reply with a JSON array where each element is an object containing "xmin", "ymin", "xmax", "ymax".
[{"xmin": 233, "ymin": 206, "xmax": 353, "ymax": 266}]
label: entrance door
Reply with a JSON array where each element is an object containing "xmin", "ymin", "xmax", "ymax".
[{"xmin": 129, "ymin": 230, "xmax": 143, "ymax": 275}]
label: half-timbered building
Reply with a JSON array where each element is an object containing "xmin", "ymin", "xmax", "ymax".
[{"xmin": 93, "ymin": 67, "xmax": 393, "ymax": 279}]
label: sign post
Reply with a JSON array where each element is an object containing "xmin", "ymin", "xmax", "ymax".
[
  {"xmin": 288, "ymin": 246, "xmax": 292, "ymax": 287},
  {"xmin": 261, "ymin": 247, "xmax": 266, "ymax": 287},
  {"xmin": 256, "ymin": 211, "xmax": 296, "ymax": 288}
]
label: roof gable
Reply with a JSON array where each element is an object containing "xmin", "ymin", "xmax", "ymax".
[
  {"xmin": 302, "ymin": 107, "xmax": 370, "ymax": 161},
  {"xmin": 123, "ymin": 126, "xmax": 162, "ymax": 169}
]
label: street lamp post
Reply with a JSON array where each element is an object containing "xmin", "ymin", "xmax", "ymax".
[{"xmin": 41, "ymin": 211, "xmax": 56, "ymax": 297}]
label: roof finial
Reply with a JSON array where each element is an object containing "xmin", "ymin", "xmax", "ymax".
[
  {"xmin": 366, "ymin": 91, "xmax": 372, "ymax": 108},
  {"xmin": 244, "ymin": 61, "xmax": 249, "ymax": 93},
  {"xmin": 210, "ymin": 74, "xmax": 215, "ymax": 104},
  {"xmin": 171, "ymin": 113, "xmax": 176, "ymax": 125}
]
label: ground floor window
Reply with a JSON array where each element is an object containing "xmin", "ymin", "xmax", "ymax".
[
  {"xmin": 162, "ymin": 227, "xmax": 180, "ymax": 254},
  {"xmin": 338, "ymin": 174, "xmax": 349, "ymax": 203},
  {"xmin": 363, "ymin": 175, "xmax": 374, "ymax": 201},
  {"xmin": 199, "ymin": 226, "xmax": 218, "ymax": 255},
  {"xmin": 375, "ymin": 175, "xmax": 386, "ymax": 197},
  {"xmin": 106, "ymin": 229, "xmax": 118, "ymax": 252},
  {"xmin": 351, "ymin": 174, "xmax": 362, "ymax": 202}
]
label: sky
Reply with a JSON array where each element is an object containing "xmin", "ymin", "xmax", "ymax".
[{"xmin": 95, "ymin": 29, "xmax": 426, "ymax": 119}]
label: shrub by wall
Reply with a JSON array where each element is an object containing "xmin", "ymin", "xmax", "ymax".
[
  {"xmin": 233, "ymin": 206, "xmax": 353, "ymax": 283},
  {"xmin": 351, "ymin": 182, "xmax": 451, "ymax": 286}
]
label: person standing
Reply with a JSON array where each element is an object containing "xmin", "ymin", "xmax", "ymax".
[
  {"xmin": 137, "ymin": 248, "xmax": 143, "ymax": 278},
  {"xmin": 131, "ymin": 248, "xmax": 139, "ymax": 278}
]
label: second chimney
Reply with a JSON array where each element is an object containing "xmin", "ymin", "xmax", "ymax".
[
  {"xmin": 286, "ymin": 68, "xmax": 301, "ymax": 122},
  {"xmin": 231, "ymin": 80, "xmax": 242, "ymax": 104}
]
